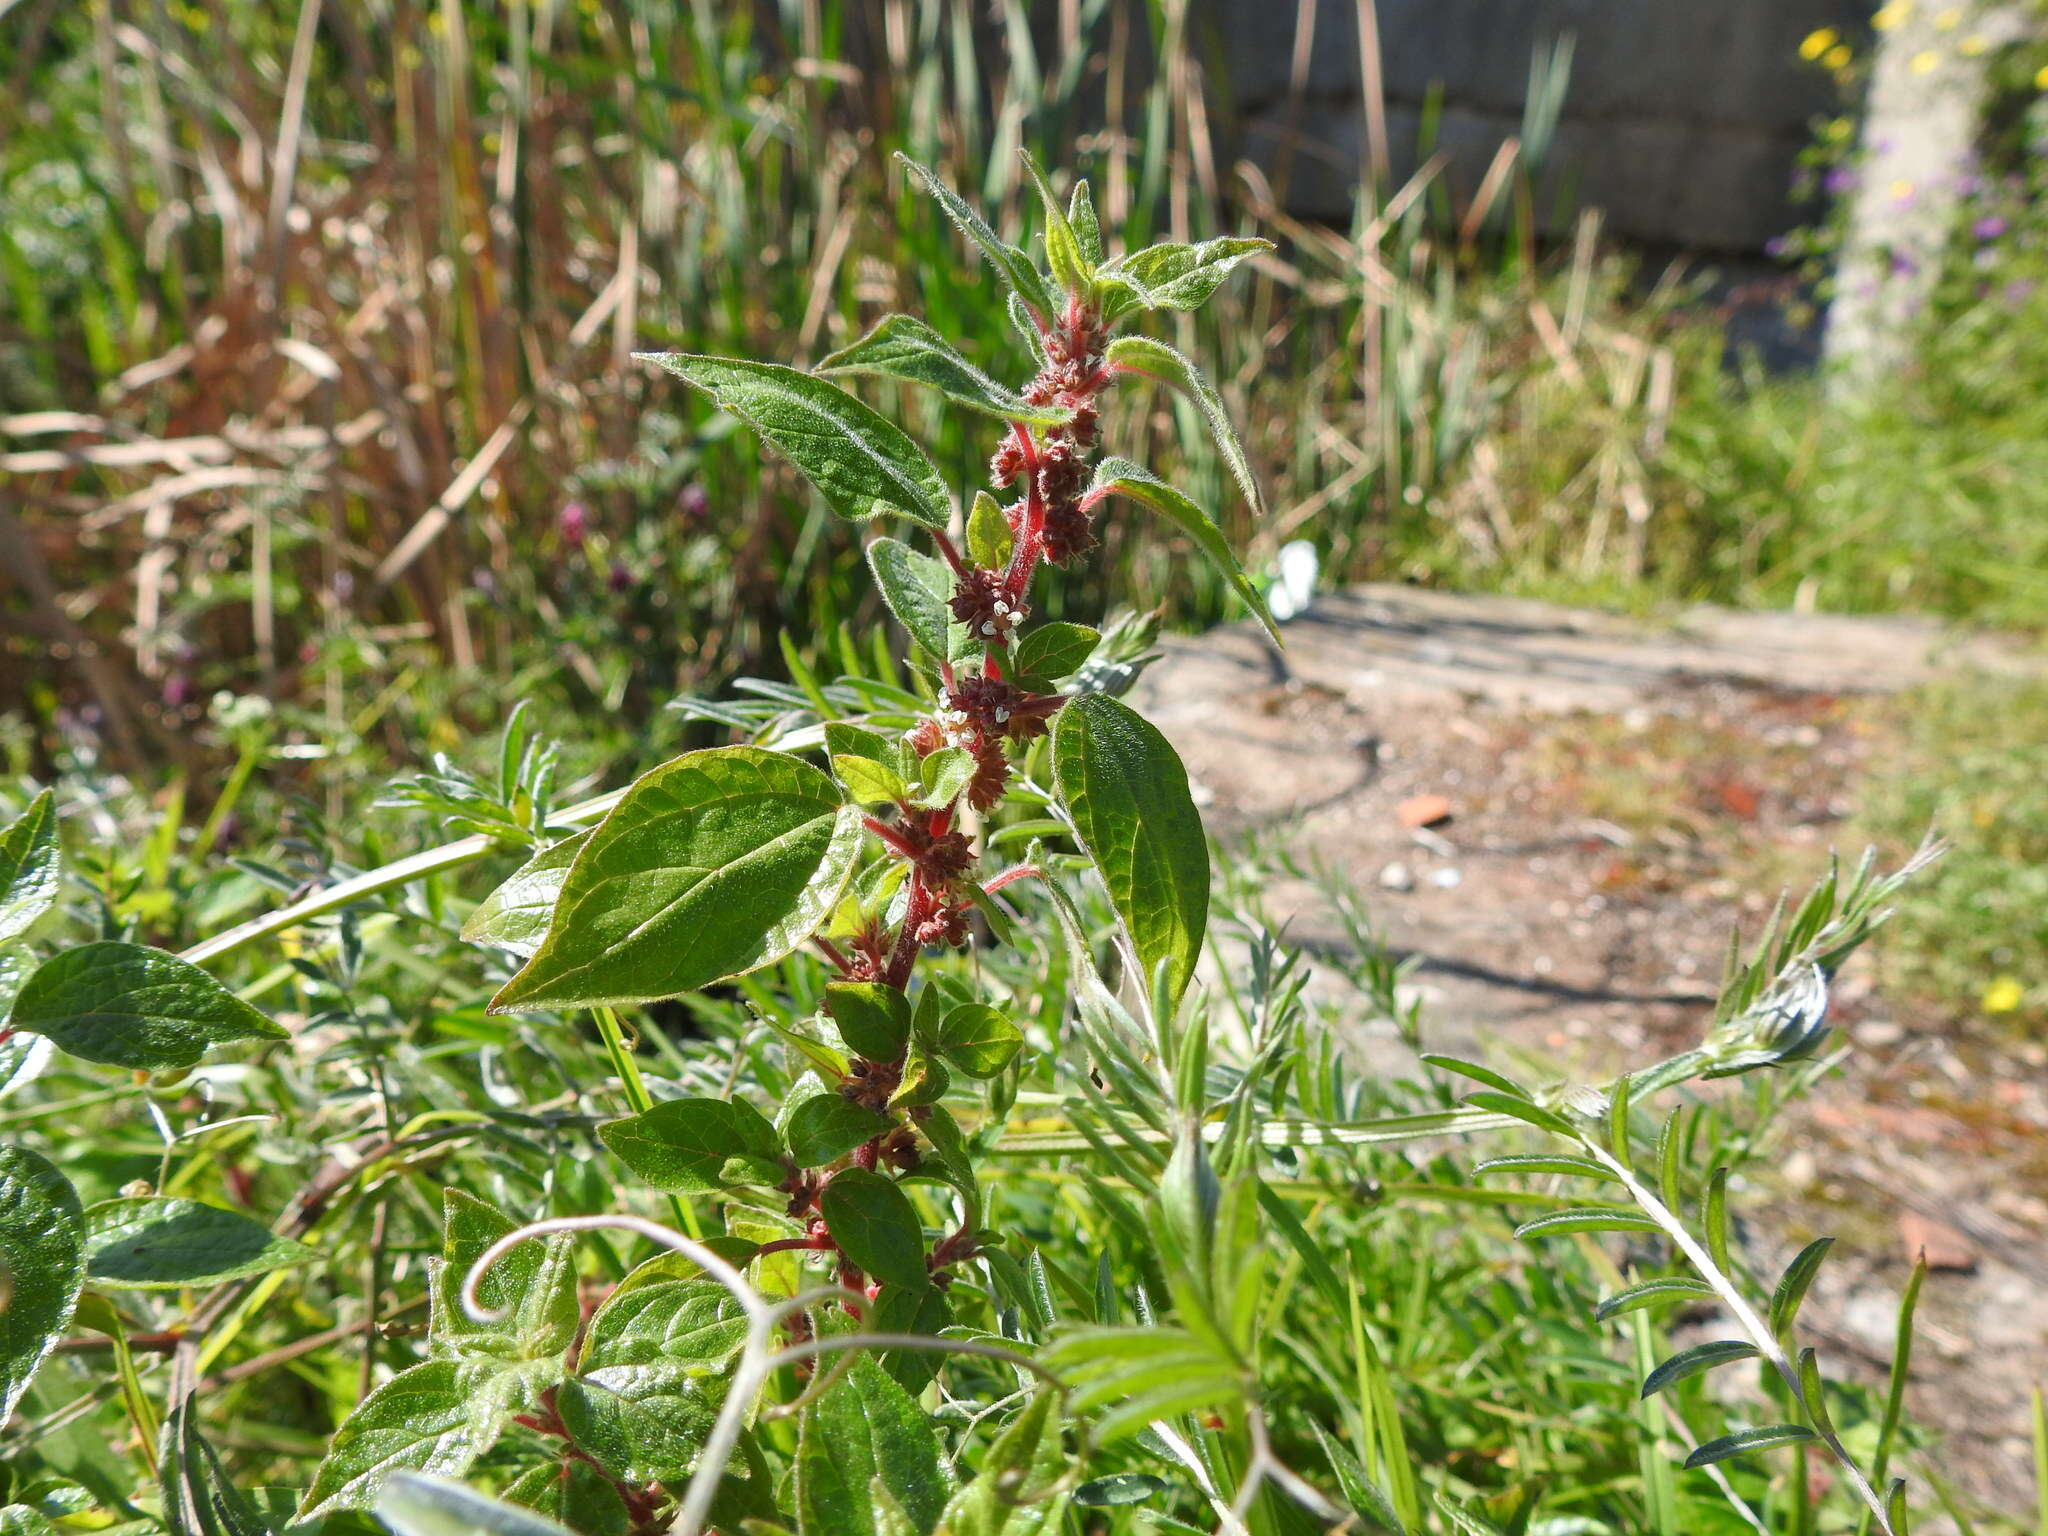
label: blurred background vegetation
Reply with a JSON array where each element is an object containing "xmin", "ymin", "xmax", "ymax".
[{"xmin": 1, "ymin": 0, "xmax": 2042, "ymax": 1029}]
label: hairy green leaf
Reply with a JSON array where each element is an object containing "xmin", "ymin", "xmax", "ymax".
[
  {"xmin": 1473, "ymin": 1154, "xmax": 1617, "ymax": 1182},
  {"xmin": 0, "ymin": 791, "xmax": 59, "ymax": 946},
  {"xmin": 1593, "ymin": 1276, "xmax": 1718, "ymax": 1321},
  {"xmin": 1097, "ymin": 237, "xmax": 1272, "ymax": 320},
  {"xmin": 794, "ymin": 1354, "xmax": 951, "ymax": 1536},
  {"xmin": 1010, "ymin": 622, "xmax": 1098, "ymax": 685},
  {"xmin": 932, "ymin": 1002, "xmax": 1023, "ymax": 1078},
  {"xmin": 1051, "ymin": 693, "xmax": 1210, "ymax": 1009},
  {"xmin": 642, "ymin": 354, "xmax": 950, "ymax": 529},
  {"xmin": 1769, "ymin": 1236, "xmax": 1835, "ymax": 1337},
  {"xmin": 826, "ymin": 982, "xmax": 912, "ymax": 1061},
  {"xmin": 1641, "ymin": 1340, "xmax": 1761, "ymax": 1398},
  {"xmin": 1682, "ymin": 1424, "xmax": 1818, "ymax": 1468},
  {"xmin": 967, "ymin": 491, "xmax": 1014, "ymax": 570},
  {"xmin": 783, "ymin": 1092, "xmax": 891, "ymax": 1166},
  {"xmin": 82, "ymin": 1197, "xmax": 316, "ymax": 1290},
  {"xmin": 1513, "ymin": 1208, "xmax": 1662, "ymax": 1240},
  {"xmin": 598, "ymin": 1096, "xmax": 783, "ymax": 1195},
  {"xmin": 1085, "ymin": 460, "xmax": 1278, "ymax": 646},
  {"xmin": 866, "ymin": 538, "xmax": 979, "ymax": 665},
  {"xmin": 1020, "ymin": 150, "xmax": 1091, "ymax": 294},
  {"xmin": 461, "ymin": 830, "xmax": 590, "ymax": 959},
  {"xmin": 0, "ymin": 1146, "xmax": 83, "ymax": 1420},
  {"xmin": 818, "ymin": 1167, "xmax": 927, "ymax": 1289},
  {"xmin": 819, "ymin": 315, "xmax": 1071, "ymax": 425},
  {"xmin": 1103, "ymin": 335, "xmax": 1264, "ymax": 518},
  {"xmin": 7, "ymin": 942, "xmax": 287, "ymax": 1070},
  {"xmin": 298, "ymin": 1361, "xmax": 520, "ymax": 1518},
  {"xmin": 493, "ymin": 748, "xmax": 860, "ymax": 1011},
  {"xmin": 897, "ymin": 153, "xmax": 1057, "ymax": 320}
]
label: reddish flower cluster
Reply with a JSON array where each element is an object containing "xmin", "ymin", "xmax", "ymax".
[{"xmin": 947, "ymin": 565, "xmax": 1025, "ymax": 640}]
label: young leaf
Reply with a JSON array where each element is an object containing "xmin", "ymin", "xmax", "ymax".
[
  {"xmin": 1681, "ymin": 1424, "xmax": 1819, "ymax": 1468},
  {"xmin": 81, "ymin": 1197, "xmax": 317, "ymax": 1290},
  {"xmin": 897, "ymin": 153, "xmax": 1058, "ymax": 320},
  {"xmin": 794, "ymin": 1354, "xmax": 952, "ymax": 1536},
  {"xmin": 1103, "ymin": 335, "xmax": 1264, "ymax": 518},
  {"xmin": 1067, "ymin": 178, "xmax": 1103, "ymax": 267},
  {"xmin": 598, "ymin": 1097, "xmax": 784, "ymax": 1195},
  {"xmin": 866, "ymin": 537, "xmax": 979, "ymax": 665},
  {"xmin": 377, "ymin": 1473, "xmax": 578, "ymax": 1536},
  {"xmin": 817, "ymin": 1167, "xmax": 927, "ymax": 1288},
  {"xmin": 1640, "ymin": 1340, "xmax": 1761, "ymax": 1398},
  {"xmin": 492, "ymin": 747, "xmax": 860, "ymax": 1011},
  {"xmin": 0, "ymin": 790, "xmax": 59, "ymax": 945},
  {"xmin": 967, "ymin": 490, "xmax": 1014, "ymax": 570},
  {"xmin": 1010, "ymin": 622, "xmax": 1099, "ymax": 684},
  {"xmin": 932, "ymin": 1002, "xmax": 1023, "ymax": 1078},
  {"xmin": 8, "ymin": 942, "xmax": 288, "ymax": 1070},
  {"xmin": 1592, "ymin": 1276, "xmax": 1717, "ymax": 1322},
  {"xmin": 783, "ymin": 1093, "xmax": 891, "ymax": 1166},
  {"xmin": 888, "ymin": 1040, "xmax": 950, "ymax": 1109},
  {"xmin": 461, "ymin": 830, "xmax": 590, "ymax": 958},
  {"xmin": 640, "ymin": 354, "xmax": 951, "ymax": 531},
  {"xmin": 298, "ymin": 1361, "xmax": 521, "ymax": 1518},
  {"xmin": 1085, "ymin": 460, "xmax": 1279, "ymax": 646},
  {"xmin": 835, "ymin": 754, "xmax": 911, "ymax": 808},
  {"xmin": 826, "ymin": 982, "xmax": 912, "ymax": 1061},
  {"xmin": 1020, "ymin": 149, "xmax": 1091, "ymax": 294},
  {"xmin": 914, "ymin": 748, "xmax": 976, "ymax": 810},
  {"xmin": 818, "ymin": 315, "xmax": 1073, "ymax": 426},
  {"xmin": 0, "ymin": 1145, "xmax": 84, "ymax": 1420},
  {"xmin": 1769, "ymin": 1236, "xmax": 1834, "ymax": 1338},
  {"xmin": 1051, "ymin": 693, "xmax": 1210, "ymax": 1010},
  {"xmin": 1472, "ymin": 1154, "xmax": 1617, "ymax": 1182},
  {"xmin": 1096, "ymin": 237, "xmax": 1273, "ymax": 320},
  {"xmin": 430, "ymin": 1191, "xmax": 580, "ymax": 1364}
]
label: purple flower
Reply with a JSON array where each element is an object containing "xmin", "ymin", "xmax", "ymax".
[
  {"xmin": 1766, "ymin": 235, "xmax": 1791, "ymax": 258},
  {"xmin": 678, "ymin": 482, "xmax": 710, "ymax": 523},
  {"xmin": 1824, "ymin": 165, "xmax": 1858, "ymax": 194},
  {"xmin": 1973, "ymin": 215, "xmax": 2008, "ymax": 240},
  {"xmin": 608, "ymin": 561, "xmax": 633, "ymax": 594},
  {"xmin": 558, "ymin": 500, "xmax": 589, "ymax": 546},
  {"xmin": 1889, "ymin": 251, "xmax": 1919, "ymax": 278}
]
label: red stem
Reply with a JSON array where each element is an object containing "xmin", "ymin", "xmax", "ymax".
[
  {"xmin": 931, "ymin": 527, "xmax": 967, "ymax": 577},
  {"xmin": 863, "ymin": 814, "xmax": 917, "ymax": 858},
  {"xmin": 981, "ymin": 864, "xmax": 1043, "ymax": 895},
  {"xmin": 813, "ymin": 936, "xmax": 855, "ymax": 976}
]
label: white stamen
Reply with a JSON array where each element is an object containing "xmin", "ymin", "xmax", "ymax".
[
  {"xmin": 995, "ymin": 707, "xmax": 1010, "ymax": 724},
  {"xmin": 981, "ymin": 621, "xmax": 997, "ymax": 636}
]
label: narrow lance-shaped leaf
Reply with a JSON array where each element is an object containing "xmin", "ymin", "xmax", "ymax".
[
  {"xmin": 82, "ymin": 1197, "xmax": 318, "ymax": 1289},
  {"xmin": 640, "ymin": 354, "xmax": 952, "ymax": 531},
  {"xmin": 897, "ymin": 153, "xmax": 1057, "ymax": 321},
  {"xmin": 1683, "ymin": 1424, "xmax": 1819, "ymax": 1468},
  {"xmin": 1051, "ymin": 693, "xmax": 1210, "ymax": 1011},
  {"xmin": 8, "ymin": 942, "xmax": 288, "ymax": 1070},
  {"xmin": 1104, "ymin": 335, "xmax": 1265, "ymax": 518},
  {"xmin": 0, "ymin": 1146, "xmax": 85, "ymax": 1420},
  {"xmin": 818, "ymin": 315, "xmax": 1073, "ymax": 426},
  {"xmin": 1641, "ymin": 1339, "xmax": 1761, "ymax": 1398},
  {"xmin": 1593, "ymin": 1276, "xmax": 1717, "ymax": 1322},
  {"xmin": 0, "ymin": 790, "xmax": 59, "ymax": 945},
  {"xmin": 1020, "ymin": 149, "xmax": 1092, "ymax": 294},
  {"xmin": 492, "ymin": 747, "xmax": 860, "ymax": 1011},
  {"xmin": 1087, "ymin": 459, "xmax": 1279, "ymax": 645},
  {"xmin": 1769, "ymin": 1236, "xmax": 1834, "ymax": 1337}
]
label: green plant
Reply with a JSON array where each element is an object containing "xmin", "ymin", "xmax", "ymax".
[{"xmin": 0, "ymin": 158, "xmax": 1981, "ymax": 1536}]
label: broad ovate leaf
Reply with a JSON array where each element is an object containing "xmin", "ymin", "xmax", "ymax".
[
  {"xmin": 82, "ymin": 1197, "xmax": 317, "ymax": 1290},
  {"xmin": 7, "ymin": 942, "xmax": 288, "ymax": 1070},
  {"xmin": 298, "ymin": 1360, "xmax": 520, "ymax": 1519},
  {"xmin": 461, "ymin": 830, "xmax": 590, "ymax": 959},
  {"xmin": 0, "ymin": 790, "xmax": 60, "ymax": 946},
  {"xmin": 865, "ymin": 538, "xmax": 979, "ymax": 665},
  {"xmin": 641, "ymin": 355, "xmax": 951, "ymax": 531},
  {"xmin": 1087, "ymin": 459, "xmax": 1279, "ymax": 646},
  {"xmin": 492, "ymin": 747, "xmax": 860, "ymax": 1011},
  {"xmin": 0, "ymin": 1145, "xmax": 84, "ymax": 1419},
  {"xmin": 1103, "ymin": 334, "xmax": 1264, "ymax": 518},
  {"xmin": 819, "ymin": 315, "xmax": 1071, "ymax": 426},
  {"xmin": 1051, "ymin": 694, "xmax": 1210, "ymax": 1010},
  {"xmin": 598, "ymin": 1096, "xmax": 784, "ymax": 1195},
  {"xmin": 817, "ymin": 1167, "xmax": 927, "ymax": 1289}
]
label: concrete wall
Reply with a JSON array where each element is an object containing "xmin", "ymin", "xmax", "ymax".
[{"xmin": 1208, "ymin": 0, "xmax": 1872, "ymax": 252}]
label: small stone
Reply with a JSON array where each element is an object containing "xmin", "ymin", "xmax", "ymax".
[
  {"xmin": 1397, "ymin": 794, "xmax": 1454, "ymax": 829},
  {"xmin": 1429, "ymin": 866, "xmax": 1463, "ymax": 889},
  {"xmin": 1857, "ymin": 1018, "xmax": 1905, "ymax": 1047},
  {"xmin": 1378, "ymin": 861, "xmax": 1414, "ymax": 892},
  {"xmin": 1898, "ymin": 1211, "xmax": 1977, "ymax": 1272}
]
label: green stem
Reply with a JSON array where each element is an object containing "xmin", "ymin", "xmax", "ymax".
[
  {"xmin": 107, "ymin": 1315, "xmax": 160, "ymax": 1475},
  {"xmin": 594, "ymin": 1005, "xmax": 701, "ymax": 1240}
]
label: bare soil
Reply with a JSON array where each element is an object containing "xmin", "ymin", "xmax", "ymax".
[{"xmin": 1132, "ymin": 585, "xmax": 2048, "ymax": 1516}]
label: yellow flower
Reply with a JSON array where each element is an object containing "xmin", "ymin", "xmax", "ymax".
[
  {"xmin": 1826, "ymin": 43, "xmax": 1854, "ymax": 68},
  {"xmin": 1911, "ymin": 49, "xmax": 1941, "ymax": 73},
  {"xmin": 1801, "ymin": 27, "xmax": 1840, "ymax": 59},
  {"xmin": 1934, "ymin": 7, "xmax": 1962, "ymax": 27},
  {"xmin": 1873, "ymin": 1, "xmax": 1912, "ymax": 29},
  {"xmin": 1960, "ymin": 34, "xmax": 1988, "ymax": 55},
  {"xmin": 2036, "ymin": 62, "xmax": 2048, "ymax": 89},
  {"xmin": 1982, "ymin": 976, "xmax": 2024, "ymax": 1014},
  {"xmin": 1826, "ymin": 116, "xmax": 1855, "ymax": 141}
]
